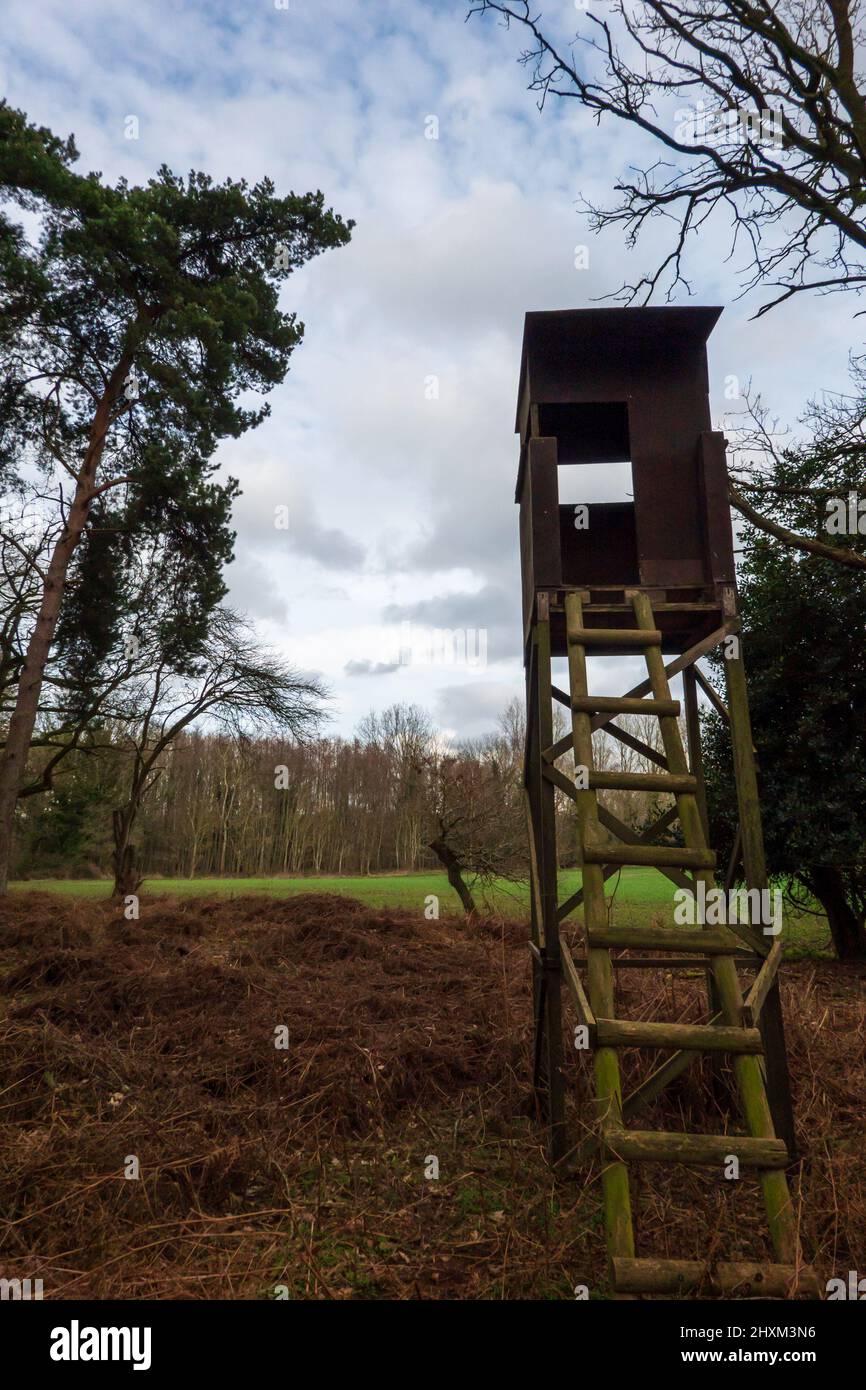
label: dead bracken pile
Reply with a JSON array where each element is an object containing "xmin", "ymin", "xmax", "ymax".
[{"xmin": 0, "ymin": 891, "xmax": 863, "ymax": 1299}]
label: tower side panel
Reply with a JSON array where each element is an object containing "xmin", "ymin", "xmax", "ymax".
[
  {"xmin": 629, "ymin": 352, "xmax": 712, "ymax": 587},
  {"xmin": 518, "ymin": 437, "xmax": 561, "ymax": 654}
]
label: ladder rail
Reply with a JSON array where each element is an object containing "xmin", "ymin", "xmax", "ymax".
[
  {"xmin": 564, "ymin": 590, "xmax": 635, "ymax": 1263},
  {"xmin": 556, "ymin": 588, "xmax": 806, "ymax": 1293},
  {"xmin": 630, "ymin": 590, "xmax": 798, "ymax": 1268}
]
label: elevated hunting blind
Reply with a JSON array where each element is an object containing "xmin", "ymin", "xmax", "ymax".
[
  {"xmin": 518, "ymin": 306, "xmax": 815, "ymax": 1299},
  {"xmin": 516, "ymin": 306, "xmax": 736, "ymax": 654}
]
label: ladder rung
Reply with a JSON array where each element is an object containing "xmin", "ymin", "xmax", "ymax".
[
  {"xmin": 572, "ymin": 694, "xmax": 680, "ymax": 717},
  {"xmin": 596, "ymin": 1018, "xmax": 764, "ymax": 1054},
  {"xmin": 576, "ymin": 956, "xmax": 760, "ymax": 969},
  {"xmin": 603, "ymin": 1130, "xmax": 786, "ymax": 1166},
  {"xmin": 587, "ymin": 925, "xmax": 741, "ymax": 954},
  {"xmin": 582, "ymin": 842, "xmax": 716, "ymax": 869},
  {"xmin": 612, "ymin": 1258, "xmax": 819, "ymax": 1298},
  {"xmin": 588, "ymin": 770, "xmax": 696, "ymax": 794},
  {"xmin": 568, "ymin": 627, "xmax": 662, "ymax": 648}
]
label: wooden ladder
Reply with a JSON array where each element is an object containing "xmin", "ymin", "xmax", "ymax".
[{"xmin": 564, "ymin": 589, "xmax": 815, "ymax": 1299}]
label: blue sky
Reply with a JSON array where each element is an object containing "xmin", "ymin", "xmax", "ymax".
[{"xmin": 1, "ymin": 0, "xmax": 857, "ymax": 737}]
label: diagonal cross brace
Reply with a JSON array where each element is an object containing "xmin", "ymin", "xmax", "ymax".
[{"xmin": 543, "ymin": 620, "xmax": 738, "ymax": 763}]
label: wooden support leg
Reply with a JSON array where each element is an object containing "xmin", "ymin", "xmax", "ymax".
[
  {"xmin": 524, "ymin": 651, "xmax": 549, "ymax": 1113},
  {"xmin": 528, "ymin": 856, "xmax": 548, "ymax": 1109},
  {"xmin": 724, "ymin": 633, "xmax": 797, "ymax": 1160},
  {"xmin": 530, "ymin": 597, "xmax": 567, "ymax": 1163}
]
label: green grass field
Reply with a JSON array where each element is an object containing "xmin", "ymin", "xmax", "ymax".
[
  {"xmin": 9, "ymin": 867, "xmax": 834, "ymax": 957},
  {"xmin": 9, "ymin": 866, "xmax": 684, "ymax": 910}
]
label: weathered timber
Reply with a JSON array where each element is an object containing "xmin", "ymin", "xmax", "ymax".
[
  {"xmin": 569, "ymin": 626, "xmax": 661, "ymax": 647},
  {"xmin": 560, "ymin": 938, "xmax": 596, "ymax": 1038},
  {"xmin": 612, "ymin": 1258, "xmax": 820, "ymax": 1298},
  {"xmin": 557, "ymin": 805, "xmax": 681, "ymax": 920},
  {"xmin": 725, "ymin": 639, "xmax": 797, "ymax": 1159},
  {"xmin": 542, "ymin": 620, "xmax": 739, "ymax": 767},
  {"xmin": 632, "ymin": 591, "xmax": 798, "ymax": 1262},
  {"xmin": 565, "ymin": 590, "xmax": 634, "ymax": 1264},
  {"xmin": 587, "ymin": 925, "xmax": 744, "ymax": 955},
  {"xmin": 533, "ymin": 602, "xmax": 566, "ymax": 1161},
  {"xmin": 578, "ymin": 957, "xmax": 760, "ymax": 969},
  {"xmin": 598, "ymin": 722, "xmax": 669, "ymax": 769},
  {"xmin": 588, "ymin": 621, "xmax": 739, "ymax": 734},
  {"xmin": 694, "ymin": 664, "xmax": 729, "ymax": 722},
  {"xmin": 595, "ymin": 1018, "xmax": 764, "ymax": 1054},
  {"xmin": 571, "ymin": 694, "xmax": 680, "ymax": 717},
  {"xmin": 589, "ymin": 769, "xmax": 696, "ymax": 794},
  {"xmin": 742, "ymin": 939, "xmax": 783, "ymax": 1028},
  {"xmin": 594, "ymin": 805, "xmax": 692, "ymax": 894},
  {"xmin": 622, "ymin": 1014, "xmax": 722, "ymax": 1119},
  {"xmin": 603, "ymin": 1130, "xmax": 787, "ymax": 1166},
  {"xmin": 582, "ymin": 842, "xmax": 716, "ymax": 870}
]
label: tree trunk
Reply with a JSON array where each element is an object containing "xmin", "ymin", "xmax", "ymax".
[
  {"xmin": 429, "ymin": 838, "xmax": 477, "ymax": 917},
  {"xmin": 0, "ymin": 359, "xmax": 132, "ymax": 893},
  {"xmin": 810, "ymin": 865, "xmax": 866, "ymax": 960},
  {"xmin": 112, "ymin": 806, "xmax": 143, "ymax": 899}
]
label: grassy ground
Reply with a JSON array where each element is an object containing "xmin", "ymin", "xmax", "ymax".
[
  {"xmin": 9, "ymin": 868, "xmax": 835, "ymax": 957},
  {"xmin": 10, "ymin": 867, "xmax": 656, "ymax": 910}
]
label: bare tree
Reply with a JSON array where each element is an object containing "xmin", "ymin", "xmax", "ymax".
[
  {"xmin": 472, "ymin": 0, "xmax": 866, "ymax": 313},
  {"xmin": 356, "ymin": 703, "xmax": 434, "ymax": 870},
  {"xmin": 419, "ymin": 734, "xmax": 527, "ymax": 917},
  {"xmin": 471, "ymin": 0, "xmax": 866, "ymax": 562},
  {"xmin": 724, "ymin": 369, "xmax": 866, "ymax": 569},
  {"xmin": 107, "ymin": 608, "xmax": 326, "ymax": 897}
]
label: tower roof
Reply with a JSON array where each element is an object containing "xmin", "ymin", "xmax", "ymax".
[{"xmin": 515, "ymin": 305, "xmax": 723, "ymax": 432}]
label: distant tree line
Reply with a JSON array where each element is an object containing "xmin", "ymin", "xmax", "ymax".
[{"xmin": 11, "ymin": 697, "xmax": 671, "ymax": 908}]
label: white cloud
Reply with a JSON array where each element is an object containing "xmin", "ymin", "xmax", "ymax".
[{"xmin": 2, "ymin": 0, "xmax": 855, "ymax": 738}]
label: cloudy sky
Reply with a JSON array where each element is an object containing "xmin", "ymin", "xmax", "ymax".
[{"xmin": 2, "ymin": 0, "xmax": 857, "ymax": 739}]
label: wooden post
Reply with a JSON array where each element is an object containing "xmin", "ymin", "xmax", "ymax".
[
  {"xmin": 524, "ymin": 640, "xmax": 548, "ymax": 1109},
  {"xmin": 531, "ymin": 593, "xmax": 567, "ymax": 1163},
  {"xmin": 724, "ymin": 632, "xmax": 797, "ymax": 1159}
]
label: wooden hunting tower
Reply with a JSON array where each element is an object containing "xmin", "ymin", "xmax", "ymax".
[
  {"xmin": 519, "ymin": 306, "xmax": 813, "ymax": 1299},
  {"xmin": 517, "ymin": 306, "xmax": 736, "ymax": 655}
]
